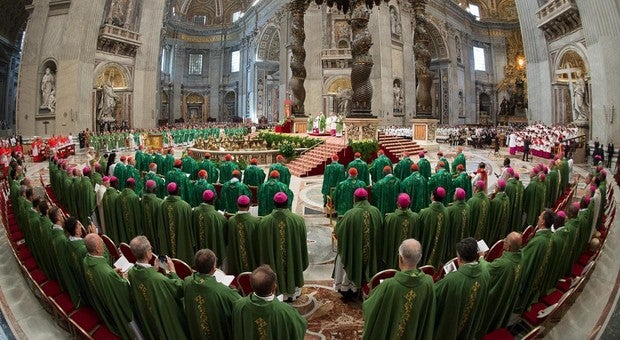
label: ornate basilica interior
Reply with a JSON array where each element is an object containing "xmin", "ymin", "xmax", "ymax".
[{"xmin": 0, "ymin": 0, "xmax": 618, "ymax": 143}]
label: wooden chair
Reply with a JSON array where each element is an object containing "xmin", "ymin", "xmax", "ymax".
[
  {"xmin": 101, "ymin": 234, "xmax": 120, "ymax": 262},
  {"xmin": 119, "ymin": 242, "xmax": 136, "ymax": 263},
  {"xmin": 484, "ymin": 240, "xmax": 505, "ymax": 262},
  {"xmin": 236, "ymin": 272, "xmax": 253, "ymax": 296},
  {"xmin": 362, "ymin": 269, "xmax": 397, "ymax": 299},
  {"xmin": 171, "ymin": 258, "xmax": 193, "ymax": 280},
  {"xmin": 522, "ymin": 225, "xmax": 535, "ymax": 247}
]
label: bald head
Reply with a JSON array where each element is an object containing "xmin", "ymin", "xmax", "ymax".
[
  {"xmin": 505, "ymin": 232, "xmax": 522, "ymax": 252},
  {"xmin": 85, "ymin": 233, "xmax": 104, "ymax": 256},
  {"xmin": 250, "ymin": 265, "xmax": 277, "ymax": 297},
  {"xmin": 398, "ymin": 239, "xmax": 422, "ymax": 270}
]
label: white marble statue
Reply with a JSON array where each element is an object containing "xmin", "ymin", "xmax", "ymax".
[
  {"xmin": 98, "ymin": 81, "xmax": 119, "ymax": 122},
  {"xmin": 573, "ymin": 76, "xmax": 588, "ymax": 122},
  {"xmin": 41, "ymin": 67, "xmax": 55, "ymax": 110}
]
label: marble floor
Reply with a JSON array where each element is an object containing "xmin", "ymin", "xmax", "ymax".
[{"xmin": 1, "ymin": 143, "xmax": 618, "ymax": 339}]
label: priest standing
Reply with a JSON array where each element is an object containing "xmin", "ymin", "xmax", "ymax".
[
  {"xmin": 219, "ymin": 154, "xmax": 239, "ymax": 183},
  {"xmin": 157, "ymin": 182, "xmax": 194, "ymax": 263},
  {"xmin": 242, "ymin": 158, "xmax": 266, "ymax": 187},
  {"xmin": 369, "ymin": 150, "xmax": 392, "ymax": 184},
  {"xmin": 219, "ymin": 170, "xmax": 252, "ymax": 213},
  {"xmin": 268, "ymin": 154, "xmax": 291, "ymax": 187},
  {"xmin": 257, "ymin": 170, "xmax": 294, "ymax": 216},
  {"xmin": 418, "ymin": 187, "xmax": 450, "ymax": 268},
  {"xmin": 401, "ymin": 163, "xmax": 428, "ymax": 213},
  {"xmin": 141, "ymin": 180, "xmax": 163, "ymax": 251},
  {"xmin": 417, "ymin": 151, "xmax": 431, "ymax": 179},
  {"xmin": 193, "ymin": 190, "xmax": 228, "ymax": 266},
  {"xmin": 321, "ymin": 154, "xmax": 346, "ymax": 208},
  {"xmin": 333, "ymin": 168, "xmax": 367, "ymax": 216},
  {"xmin": 371, "ymin": 166, "xmax": 401, "ymax": 216},
  {"xmin": 382, "ymin": 194, "xmax": 419, "ymax": 269},
  {"xmin": 347, "ymin": 152, "xmax": 370, "ymax": 185},
  {"xmin": 227, "ymin": 195, "xmax": 261, "ymax": 275},
  {"xmin": 468, "ymin": 180, "xmax": 491, "ymax": 241}
]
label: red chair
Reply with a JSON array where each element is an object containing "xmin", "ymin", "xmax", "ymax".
[
  {"xmin": 435, "ymin": 257, "xmax": 459, "ymax": 281},
  {"xmin": 101, "ymin": 234, "xmax": 120, "ymax": 262},
  {"xmin": 119, "ymin": 243, "xmax": 136, "ymax": 263},
  {"xmin": 482, "ymin": 328, "xmax": 513, "ymax": 340},
  {"xmin": 92, "ymin": 325, "xmax": 121, "ymax": 340},
  {"xmin": 419, "ymin": 265, "xmax": 435, "ymax": 277},
  {"xmin": 236, "ymin": 272, "xmax": 253, "ymax": 296},
  {"xmin": 522, "ymin": 326, "xmax": 542, "ymax": 340},
  {"xmin": 69, "ymin": 306, "xmax": 101, "ymax": 337},
  {"xmin": 171, "ymin": 258, "xmax": 193, "ymax": 280},
  {"xmin": 362, "ymin": 269, "xmax": 397, "ymax": 299},
  {"xmin": 485, "ymin": 240, "xmax": 505, "ymax": 262},
  {"xmin": 522, "ymin": 225, "xmax": 535, "ymax": 247}
]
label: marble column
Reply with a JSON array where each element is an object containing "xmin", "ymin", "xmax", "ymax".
[{"xmin": 289, "ymin": 0, "xmax": 308, "ymax": 117}]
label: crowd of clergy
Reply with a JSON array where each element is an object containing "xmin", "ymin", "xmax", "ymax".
[{"xmin": 5, "ymin": 139, "xmax": 611, "ymax": 339}]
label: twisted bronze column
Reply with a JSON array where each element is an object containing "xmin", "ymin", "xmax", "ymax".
[{"xmin": 289, "ymin": 0, "xmax": 309, "ymax": 117}]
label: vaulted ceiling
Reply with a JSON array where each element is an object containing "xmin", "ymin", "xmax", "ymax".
[{"xmin": 175, "ymin": 0, "xmax": 250, "ymax": 25}]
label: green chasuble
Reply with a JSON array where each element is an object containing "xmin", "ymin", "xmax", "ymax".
[
  {"xmin": 157, "ymin": 195, "xmax": 195, "ymax": 263},
  {"xmin": 144, "ymin": 171, "xmax": 166, "ymax": 199},
  {"xmin": 183, "ymin": 273, "xmax": 242, "ymax": 340},
  {"xmin": 439, "ymin": 157, "xmax": 451, "ymax": 174},
  {"xmin": 332, "ymin": 177, "xmax": 367, "ymax": 216},
  {"xmin": 559, "ymin": 158, "xmax": 569, "ymax": 193},
  {"xmin": 546, "ymin": 168, "xmax": 560, "ymax": 207},
  {"xmin": 162, "ymin": 154, "xmax": 175, "ymax": 174},
  {"xmin": 445, "ymin": 200, "xmax": 469, "ymax": 260},
  {"xmin": 480, "ymin": 252, "xmax": 523, "ymax": 332},
  {"xmin": 489, "ymin": 192, "xmax": 511, "ymax": 244},
  {"xmin": 514, "ymin": 229, "xmax": 554, "ymax": 313},
  {"xmin": 66, "ymin": 177, "xmax": 78, "ymax": 216},
  {"xmin": 417, "ymin": 158, "xmax": 431, "ymax": 179},
  {"xmin": 428, "ymin": 169, "xmax": 453, "ymax": 205},
  {"xmin": 467, "ymin": 191, "xmax": 491, "ymax": 241},
  {"xmin": 257, "ymin": 208, "xmax": 308, "ymax": 295},
  {"xmin": 451, "ymin": 152, "xmax": 466, "ymax": 173},
  {"xmin": 198, "ymin": 159, "xmax": 219, "ymax": 184},
  {"xmin": 116, "ymin": 188, "xmax": 143, "ymax": 243},
  {"xmin": 523, "ymin": 177, "xmax": 546, "ymax": 228},
  {"xmin": 154, "ymin": 153, "xmax": 165, "ymax": 174},
  {"xmin": 335, "ymin": 201, "xmax": 383, "ymax": 287},
  {"xmin": 549, "ymin": 226, "xmax": 572, "ymax": 289},
  {"xmin": 347, "ymin": 158, "xmax": 370, "ymax": 184},
  {"xmin": 219, "ymin": 161, "xmax": 240, "ymax": 184},
  {"xmin": 90, "ymin": 172, "xmax": 103, "ymax": 188},
  {"xmin": 232, "ymin": 294, "xmax": 307, "ymax": 340},
  {"xmin": 192, "ymin": 203, "xmax": 228, "ymax": 265},
  {"xmin": 434, "ymin": 263, "xmax": 490, "ymax": 340},
  {"xmin": 563, "ymin": 217, "xmax": 582, "ymax": 276},
  {"xmin": 362, "ymin": 269, "xmax": 436, "ymax": 340},
  {"xmin": 401, "ymin": 171, "xmax": 429, "ymax": 213},
  {"xmin": 113, "ymin": 163, "xmax": 128, "ymax": 190},
  {"xmin": 382, "ymin": 209, "xmax": 419, "ymax": 269},
  {"xmin": 134, "ymin": 150, "xmax": 144, "ymax": 171},
  {"xmin": 83, "ymin": 255, "xmax": 133, "ymax": 340},
  {"xmin": 190, "ymin": 179, "xmax": 216, "ymax": 207},
  {"xmin": 268, "ymin": 163, "xmax": 291, "ymax": 187},
  {"xmin": 243, "ymin": 165, "xmax": 266, "ymax": 187},
  {"xmin": 76, "ymin": 176, "xmax": 96, "ymax": 226},
  {"xmin": 37, "ymin": 216, "xmax": 55, "ymax": 278},
  {"xmin": 219, "ymin": 179, "xmax": 252, "ymax": 213},
  {"xmin": 102, "ymin": 187, "xmax": 121, "ymax": 244},
  {"xmin": 321, "ymin": 161, "xmax": 346, "ymax": 206},
  {"xmin": 227, "ymin": 212, "xmax": 261, "ymax": 275},
  {"xmin": 128, "ymin": 265, "xmax": 188, "ymax": 339},
  {"xmin": 418, "ymin": 202, "xmax": 450, "ymax": 268},
  {"xmin": 66, "ymin": 238, "xmax": 92, "ymax": 307},
  {"xmin": 393, "ymin": 157, "xmax": 413, "ymax": 181},
  {"xmin": 505, "ymin": 178, "xmax": 525, "ymax": 231},
  {"xmin": 371, "ymin": 174, "xmax": 401, "ymax": 216},
  {"xmin": 257, "ymin": 179, "xmax": 294, "ymax": 216},
  {"xmin": 126, "ymin": 165, "xmax": 143, "ymax": 196},
  {"xmin": 50, "ymin": 227, "xmax": 82, "ymax": 307},
  {"xmin": 181, "ymin": 156, "xmax": 198, "ymax": 180},
  {"xmin": 452, "ymin": 172, "xmax": 473, "ymax": 201},
  {"xmin": 369, "ymin": 155, "xmax": 392, "ymax": 184},
  {"xmin": 26, "ymin": 211, "xmax": 45, "ymax": 272},
  {"xmin": 141, "ymin": 193, "xmax": 163, "ymax": 254},
  {"xmin": 165, "ymin": 168, "xmax": 192, "ymax": 202}
]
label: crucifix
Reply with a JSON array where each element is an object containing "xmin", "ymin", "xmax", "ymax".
[{"xmin": 43, "ymin": 121, "xmax": 49, "ymax": 135}]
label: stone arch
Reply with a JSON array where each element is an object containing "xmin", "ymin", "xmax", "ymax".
[
  {"xmin": 93, "ymin": 62, "xmax": 132, "ymax": 90},
  {"xmin": 554, "ymin": 44, "xmax": 589, "ymax": 81},
  {"xmin": 257, "ymin": 25, "xmax": 280, "ymax": 62},
  {"xmin": 417, "ymin": 21, "xmax": 449, "ymax": 60},
  {"xmin": 325, "ymin": 76, "xmax": 352, "ymax": 95}
]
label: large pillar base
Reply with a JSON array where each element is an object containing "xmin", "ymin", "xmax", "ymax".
[{"xmin": 344, "ymin": 117, "xmax": 380, "ymax": 143}]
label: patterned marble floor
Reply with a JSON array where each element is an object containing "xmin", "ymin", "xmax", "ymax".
[{"xmin": 1, "ymin": 143, "xmax": 617, "ymax": 339}]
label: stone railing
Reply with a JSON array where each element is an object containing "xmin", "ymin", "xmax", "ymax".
[
  {"xmin": 97, "ymin": 24, "xmax": 142, "ymax": 57},
  {"xmin": 320, "ymin": 48, "xmax": 352, "ymax": 59}
]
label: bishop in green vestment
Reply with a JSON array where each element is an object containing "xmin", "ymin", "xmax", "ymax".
[
  {"xmin": 347, "ymin": 152, "xmax": 370, "ymax": 184},
  {"xmin": 219, "ymin": 154, "xmax": 240, "ymax": 183},
  {"xmin": 102, "ymin": 179, "xmax": 121, "ymax": 243},
  {"xmin": 127, "ymin": 236, "xmax": 188, "ymax": 339},
  {"xmin": 382, "ymin": 194, "xmax": 419, "ymax": 269},
  {"xmin": 523, "ymin": 171, "xmax": 547, "ymax": 228},
  {"xmin": 371, "ymin": 166, "xmax": 401, "ymax": 216},
  {"xmin": 192, "ymin": 190, "xmax": 228, "ymax": 266},
  {"xmin": 257, "ymin": 193, "xmax": 308, "ymax": 298},
  {"xmin": 332, "ymin": 168, "xmax": 367, "ymax": 216},
  {"xmin": 144, "ymin": 163, "xmax": 166, "ymax": 199},
  {"xmin": 369, "ymin": 150, "xmax": 392, "ymax": 184},
  {"xmin": 437, "ymin": 151, "xmax": 451, "ymax": 175},
  {"xmin": 363, "ymin": 239, "xmax": 435, "ymax": 340},
  {"xmin": 549, "ymin": 211, "xmax": 571, "ymax": 288},
  {"xmin": 257, "ymin": 171, "xmax": 294, "ymax": 216},
  {"xmin": 227, "ymin": 195, "xmax": 261, "ymax": 275},
  {"xmin": 401, "ymin": 164, "xmax": 429, "ymax": 213},
  {"xmin": 446, "ymin": 188, "xmax": 469, "ymax": 260},
  {"xmin": 181, "ymin": 155, "xmax": 198, "ymax": 180},
  {"xmin": 417, "ymin": 152, "xmax": 431, "ymax": 179},
  {"xmin": 76, "ymin": 170, "xmax": 96, "ymax": 226},
  {"xmin": 451, "ymin": 147, "xmax": 466, "ymax": 173},
  {"xmin": 468, "ymin": 180, "xmax": 491, "ymax": 241},
  {"xmin": 65, "ymin": 218, "xmax": 96, "ymax": 308},
  {"xmin": 546, "ymin": 162, "xmax": 561, "ymax": 207},
  {"xmin": 232, "ymin": 265, "xmax": 307, "ymax": 340},
  {"xmin": 157, "ymin": 183, "xmax": 195, "ymax": 263},
  {"xmin": 489, "ymin": 180, "xmax": 511, "ymax": 243},
  {"xmin": 219, "ymin": 171, "xmax": 252, "ymax": 213},
  {"xmin": 184, "ymin": 249, "xmax": 241, "ymax": 340},
  {"xmin": 165, "ymin": 160, "xmax": 192, "ymax": 202},
  {"xmin": 268, "ymin": 155, "xmax": 291, "ymax": 187},
  {"xmin": 243, "ymin": 158, "xmax": 266, "ymax": 187},
  {"xmin": 113, "ymin": 157, "xmax": 128, "ymax": 190},
  {"xmin": 504, "ymin": 169, "xmax": 525, "ymax": 231},
  {"xmin": 115, "ymin": 178, "xmax": 143, "ymax": 243},
  {"xmin": 126, "ymin": 159, "xmax": 143, "ymax": 196},
  {"xmin": 480, "ymin": 232, "xmax": 523, "ymax": 332},
  {"xmin": 50, "ymin": 217, "xmax": 83, "ymax": 307},
  {"xmin": 190, "ymin": 170, "xmax": 216, "ymax": 207},
  {"xmin": 418, "ymin": 187, "xmax": 450, "ymax": 268},
  {"xmin": 434, "ymin": 238, "xmax": 490, "ymax": 340},
  {"xmin": 83, "ymin": 234, "xmax": 132, "ymax": 339},
  {"xmin": 141, "ymin": 180, "xmax": 163, "ymax": 256},
  {"xmin": 428, "ymin": 162, "xmax": 452, "ymax": 205},
  {"xmin": 333, "ymin": 189, "xmax": 383, "ymax": 292},
  {"xmin": 197, "ymin": 153, "xmax": 219, "ymax": 184},
  {"xmin": 321, "ymin": 155, "xmax": 346, "ymax": 207},
  {"xmin": 162, "ymin": 152, "xmax": 175, "ymax": 174},
  {"xmin": 393, "ymin": 152, "xmax": 413, "ymax": 181}
]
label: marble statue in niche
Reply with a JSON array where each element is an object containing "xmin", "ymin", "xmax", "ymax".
[
  {"xmin": 393, "ymin": 79, "xmax": 403, "ymax": 112},
  {"xmin": 98, "ymin": 80, "xmax": 119, "ymax": 122},
  {"xmin": 390, "ymin": 7, "xmax": 401, "ymax": 36},
  {"xmin": 572, "ymin": 74, "xmax": 588, "ymax": 122},
  {"xmin": 41, "ymin": 67, "xmax": 56, "ymax": 111}
]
